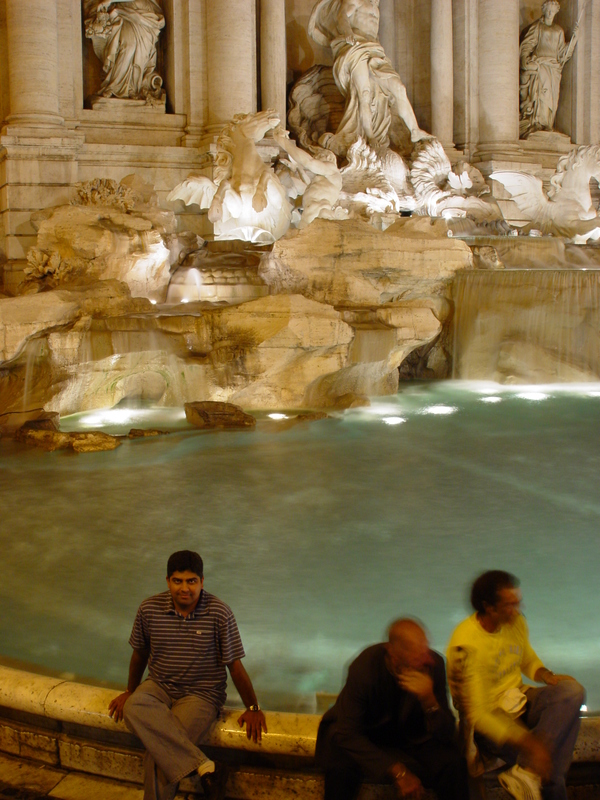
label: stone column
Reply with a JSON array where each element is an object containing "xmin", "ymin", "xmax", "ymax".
[
  {"xmin": 206, "ymin": 0, "xmax": 257, "ymax": 127},
  {"xmin": 260, "ymin": 0, "xmax": 287, "ymax": 124},
  {"xmin": 4, "ymin": 0, "xmax": 64, "ymax": 128},
  {"xmin": 476, "ymin": 0, "xmax": 520, "ymax": 157},
  {"xmin": 430, "ymin": 0, "xmax": 455, "ymax": 147},
  {"xmin": 378, "ymin": 0, "xmax": 397, "ymax": 71}
]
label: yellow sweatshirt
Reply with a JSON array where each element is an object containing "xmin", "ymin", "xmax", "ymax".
[{"xmin": 446, "ymin": 613, "xmax": 544, "ymax": 748}]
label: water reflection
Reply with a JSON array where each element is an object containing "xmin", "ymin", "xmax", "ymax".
[{"xmin": 0, "ymin": 382, "xmax": 599, "ymax": 712}]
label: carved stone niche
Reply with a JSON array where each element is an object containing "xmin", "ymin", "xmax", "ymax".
[{"xmin": 83, "ymin": 0, "xmax": 167, "ymax": 112}]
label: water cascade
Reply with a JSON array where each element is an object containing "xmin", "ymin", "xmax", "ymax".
[{"xmin": 453, "ymin": 269, "xmax": 600, "ymax": 383}]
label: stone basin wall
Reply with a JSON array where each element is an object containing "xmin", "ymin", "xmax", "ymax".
[{"xmin": 0, "ymin": 665, "xmax": 598, "ymax": 800}]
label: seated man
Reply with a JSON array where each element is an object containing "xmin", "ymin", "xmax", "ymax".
[
  {"xmin": 108, "ymin": 550, "xmax": 267, "ymax": 800},
  {"xmin": 316, "ymin": 618, "xmax": 468, "ymax": 800},
  {"xmin": 447, "ymin": 570, "xmax": 585, "ymax": 800}
]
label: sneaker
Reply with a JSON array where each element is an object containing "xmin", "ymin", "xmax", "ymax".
[
  {"xmin": 498, "ymin": 764, "xmax": 542, "ymax": 800},
  {"xmin": 200, "ymin": 764, "xmax": 228, "ymax": 800}
]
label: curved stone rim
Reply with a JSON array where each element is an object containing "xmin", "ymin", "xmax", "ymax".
[{"xmin": 1, "ymin": 664, "xmax": 598, "ymax": 762}]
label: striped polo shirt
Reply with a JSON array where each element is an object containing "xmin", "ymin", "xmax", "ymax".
[{"xmin": 129, "ymin": 589, "xmax": 245, "ymax": 708}]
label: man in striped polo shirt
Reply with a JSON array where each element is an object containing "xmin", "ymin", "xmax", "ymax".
[{"xmin": 108, "ymin": 550, "xmax": 266, "ymax": 800}]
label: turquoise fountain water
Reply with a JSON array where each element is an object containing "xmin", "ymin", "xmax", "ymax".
[{"xmin": 0, "ymin": 382, "xmax": 598, "ymax": 712}]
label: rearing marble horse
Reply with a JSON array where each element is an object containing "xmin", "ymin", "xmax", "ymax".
[{"xmin": 492, "ymin": 145, "xmax": 600, "ymax": 242}]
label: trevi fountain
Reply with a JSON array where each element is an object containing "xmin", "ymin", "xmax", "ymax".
[{"xmin": 0, "ymin": 0, "xmax": 599, "ymax": 767}]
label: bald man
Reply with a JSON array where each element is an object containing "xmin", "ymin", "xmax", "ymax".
[{"xmin": 316, "ymin": 619, "xmax": 468, "ymax": 800}]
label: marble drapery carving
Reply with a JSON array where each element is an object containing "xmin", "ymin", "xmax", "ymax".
[
  {"xmin": 84, "ymin": 0, "xmax": 165, "ymax": 103},
  {"xmin": 308, "ymin": 0, "xmax": 428, "ymax": 157},
  {"xmin": 519, "ymin": 0, "xmax": 578, "ymax": 138}
]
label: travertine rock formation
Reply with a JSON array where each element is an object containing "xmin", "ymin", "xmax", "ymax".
[
  {"xmin": 24, "ymin": 178, "xmax": 177, "ymax": 302},
  {"xmin": 184, "ymin": 401, "xmax": 256, "ymax": 429},
  {"xmin": 1, "ymin": 217, "xmax": 477, "ymax": 414},
  {"xmin": 261, "ymin": 217, "xmax": 472, "ymax": 309}
]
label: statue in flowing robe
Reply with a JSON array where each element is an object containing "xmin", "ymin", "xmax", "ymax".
[
  {"xmin": 85, "ymin": 0, "xmax": 165, "ymax": 101},
  {"xmin": 519, "ymin": 0, "xmax": 578, "ymax": 138},
  {"xmin": 308, "ymin": 0, "xmax": 428, "ymax": 156}
]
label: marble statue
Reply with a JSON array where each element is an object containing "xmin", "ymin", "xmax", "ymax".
[
  {"xmin": 84, "ymin": 0, "xmax": 165, "ymax": 103},
  {"xmin": 519, "ymin": 0, "xmax": 578, "ymax": 138},
  {"xmin": 492, "ymin": 145, "xmax": 600, "ymax": 242},
  {"xmin": 273, "ymin": 127, "xmax": 347, "ymax": 227},
  {"xmin": 308, "ymin": 0, "xmax": 429, "ymax": 156},
  {"xmin": 168, "ymin": 111, "xmax": 292, "ymax": 245}
]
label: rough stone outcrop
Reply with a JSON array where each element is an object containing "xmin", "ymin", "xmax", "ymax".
[
  {"xmin": 0, "ymin": 292, "xmax": 81, "ymax": 363},
  {"xmin": 262, "ymin": 217, "xmax": 473, "ymax": 310},
  {"xmin": 23, "ymin": 178, "xmax": 177, "ymax": 302},
  {"xmin": 0, "ymin": 217, "xmax": 480, "ymax": 414},
  {"xmin": 127, "ymin": 428, "xmax": 169, "ymax": 438},
  {"xmin": 185, "ymin": 401, "xmax": 256, "ymax": 429},
  {"xmin": 15, "ymin": 428, "xmax": 121, "ymax": 452},
  {"xmin": 0, "ymin": 409, "xmax": 60, "ymax": 435}
]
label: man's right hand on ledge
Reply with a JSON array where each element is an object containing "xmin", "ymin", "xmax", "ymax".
[{"xmin": 108, "ymin": 690, "xmax": 131, "ymax": 723}]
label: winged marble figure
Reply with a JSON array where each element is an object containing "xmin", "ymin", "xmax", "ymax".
[{"xmin": 492, "ymin": 145, "xmax": 600, "ymax": 242}]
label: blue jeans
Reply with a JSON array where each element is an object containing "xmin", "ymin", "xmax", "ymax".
[
  {"xmin": 124, "ymin": 679, "xmax": 218, "ymax": 800},
  {"xmin": 476, "ymin": 681, "xmax": 585, "ymax": 800}
]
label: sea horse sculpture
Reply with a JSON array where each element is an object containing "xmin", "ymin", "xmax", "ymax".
[
  {"xmin": 492, "ymin": 145, "xmax": 600, "ymax": 242},
  {"xmin": 168, "ymin": 111, "xmax": 292, "ymax": 245}
]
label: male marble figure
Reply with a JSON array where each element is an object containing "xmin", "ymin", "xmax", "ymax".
[
  {"xmin": 85, "ymin": 0, "xmax": 165, "ymax": 100},
  {"xmin": 308, "ymin": 0, "xmax": 429, "ymax": 156},
  {"xmin": 316, "ymin": 618, "xmax": 469, "ymax": 800},
  {"xmin": 520, "ymin": 0, "xmax": 578, "ymax": 138},
  {"xmin": 447, "ymin": 570, "xmax": 584, "ymax": 800},
  {"xmin": 108, "ymin": 550, "xmax": 267, "ymax": 800}
]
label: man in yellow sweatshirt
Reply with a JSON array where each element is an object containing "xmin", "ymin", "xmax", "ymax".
[{"xmin": 446, "ymin": 570, "xmax": 584, "ymax": 800}]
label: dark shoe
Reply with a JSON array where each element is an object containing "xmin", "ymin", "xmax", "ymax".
[{"xmin": 200, "ymin": 764, "xmax": 228, "ymax": 800}]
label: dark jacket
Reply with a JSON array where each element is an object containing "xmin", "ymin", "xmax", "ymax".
[{"xmin": 316, "ymin": 643, "xmax": 457, "ymax": 781}]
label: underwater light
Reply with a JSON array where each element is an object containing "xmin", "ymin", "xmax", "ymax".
[
  {"xmin": 516, "ymin": 392, "xmax": 549, "ymax": 401},
  {"xmin": 268, "ymin": 413, "xmax": 288, "ymax": 420},
  {"xmin": 422, "ymin": 405, "xmax": 457, "ymax": 415},
  {"xmin": 383, "ymin": 416, "xmax": 406, "ymax": 426},
  {"xmin": 79, "ymin": 408, "xmax": 135, "ymax": 427},
  {"xmin": 481, "ymin": 396, "xmax": 502, "ymax": 404}
]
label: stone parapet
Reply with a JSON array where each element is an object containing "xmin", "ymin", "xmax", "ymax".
[
  {"xmin": 0, "ymin": 664, "xmax": 598, "ymax": 800},
  {"xmin": 0, "ymin": 666, "xmax": 316, "ymax": 758}
]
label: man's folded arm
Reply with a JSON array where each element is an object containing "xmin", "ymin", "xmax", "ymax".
[
  {"xmin": 446, "ymin": 644, "xmax": 528, "ymax": 748},
  {"xmin": 332, "ymin": 671, "xmax": 409, "ymax": 780},
  {"xmin": 427, "ymin": 655, "xmax": 460, "ymax": 742}
]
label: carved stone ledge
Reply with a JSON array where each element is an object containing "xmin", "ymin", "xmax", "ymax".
[{"xmin": 90, "ymin": 96, "xmax": 166, "ymax": 114}]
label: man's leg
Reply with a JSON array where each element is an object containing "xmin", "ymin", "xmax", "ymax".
[
  {"xmin": 323, "ymin": 748, "xmax": 363, "ymax": 800},
  {"xmin": 524, "ymin": 681, "xmax": 585, "ymax": 800},
  {"xmin": 124, "ymin": 680, "xmax": 218, "ymax": 800},
  {"xmin": 317, "ymin": 723, "xmax": 363, "ymax": 800},
  {"xmin": 399, "ymin": 739, "xmax": 470, "ymax": 800}
]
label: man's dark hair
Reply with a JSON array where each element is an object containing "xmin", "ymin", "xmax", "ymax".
[
  {"xmin": 470, "ymin": 570, "xmax": 519, "ymax": 614},
  {"xmin": 167, "ymin": 550, "xmax": 204, "ymax": 578}
]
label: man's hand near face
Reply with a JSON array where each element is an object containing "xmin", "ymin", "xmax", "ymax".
[{"xmin": 397, "ymin": 669, "xmax": 437, "ymax": 709}]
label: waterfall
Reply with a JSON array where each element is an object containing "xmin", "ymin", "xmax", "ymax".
[{"xmin": 452, "ymin": 270, "xmax": 600, "ymax": 383}]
